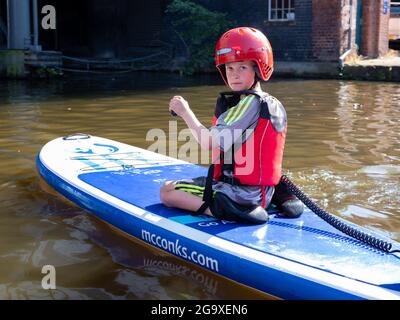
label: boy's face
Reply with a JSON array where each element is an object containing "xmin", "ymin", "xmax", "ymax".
[{"xmin": 225, "ymin": 60, "xmax": 256, "ymax": 91}]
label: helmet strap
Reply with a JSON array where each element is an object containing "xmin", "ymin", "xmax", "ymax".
[
  {"xmin": 251, "ymin": 68, "xmax": 262, "ymax": 90},
  {"xmin": 219, "ymin": 65, "xmax": 228, "ymax": 85},
  {"xmin": 251, "ymin": 80, "xmax": 261, "ymax": 91}
]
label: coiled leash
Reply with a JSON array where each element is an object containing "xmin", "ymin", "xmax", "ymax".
[{"xmin": 280, "ymin": 175, "xmax": 399, "ymax": 254}]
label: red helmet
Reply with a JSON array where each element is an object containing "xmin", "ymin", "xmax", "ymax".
[{"xmin": 215, "ymin": 27, "xmax": 274, "ymax": 85}]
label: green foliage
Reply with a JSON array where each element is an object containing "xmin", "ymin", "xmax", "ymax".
[
  {"xmin": 35, "ymin": 67, "xmax": 63, "ymax": 78},
  {"xmin": 166, "ymin": 0, "xmax": 234, "ymax": 74}
]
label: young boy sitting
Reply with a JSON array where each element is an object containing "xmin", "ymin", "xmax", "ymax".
[{"xmin": 160, "ymin": 27, "xmax": 303, "ymax": 223}]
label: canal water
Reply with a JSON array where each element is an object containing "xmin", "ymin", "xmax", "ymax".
[{"xmin": 0, "ymin": 72, "xmax": 399, "ymax": 299}]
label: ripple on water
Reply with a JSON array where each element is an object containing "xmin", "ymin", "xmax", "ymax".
[
  {"xmin": 31, "ymin": 239, "xmax": 93, "ymax": 268},
  {"xmin": 339, "ymin": 204, "xmax": 388, "ymax": 219},
  {"xmin": 359, "ymin": 165, "xmax": 400, "ymax": 177}
]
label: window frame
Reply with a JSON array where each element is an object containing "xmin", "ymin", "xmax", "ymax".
[{"xmin": 268, "ymin": 0, "xmax": 295, "ymax": 22}]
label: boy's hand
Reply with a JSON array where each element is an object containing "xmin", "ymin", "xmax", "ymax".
[{"xmin": 169, "ymin": 96, "xmax": 190, "ymax": 117}]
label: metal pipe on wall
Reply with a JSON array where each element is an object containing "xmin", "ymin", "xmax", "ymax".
[
  {"xmin": 348, "ymin": 0, "xmax": 353, "ymax": 50},
  {"xmin": 32, "ymin": 0, "xmax": 40, "ymax": 51},
  {"xmin": 7, "ymin": 0, "xmax": 31, "ymax": 49},
  {"xmin": 339, "ymin": 0, "xmax": 354, "ymax": 68}
]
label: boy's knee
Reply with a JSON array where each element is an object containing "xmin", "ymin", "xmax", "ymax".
[
  {"xmin": 161, "ymin": 180, "xmax": 175, "ymax": 189},
  {"xmin": 159, "ymin": 190, "xmax": 170, "ymax": 207},
  {"xmin": 160, "ymin": 181, "xmax": 174, "ymax": 194}
]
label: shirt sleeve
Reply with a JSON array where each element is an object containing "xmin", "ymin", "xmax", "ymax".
[
  {"xmin": 209, "ymin": 95, "xmax": 260, "ymax": 152},
  {"xmin": 263, "ymin": 95, "xmax": 287, "ymax": 133}
]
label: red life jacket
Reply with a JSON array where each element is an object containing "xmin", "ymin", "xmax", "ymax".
[{"xmin": 211, "ymin": 91, "xmax": 286, "ymax": 189}]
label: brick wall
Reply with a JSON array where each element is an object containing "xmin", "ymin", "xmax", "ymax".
[
  {"xmin": 195, "ymin": 0, "xmax": 381, "ymax": 62},
  {"xmin": 263, "ymin": 0, "xmax": 314, "ymax": 61},
  {"xmin": 194, "ymin": 0, "xmax": 314, "ymax": 61},
  {"xmin": 360, "ymin": 0, "xmax": 389, "ymax": 58},
  {"xmin": 312, "ymin": 0, "xmax": 341, "ymax": 61}
]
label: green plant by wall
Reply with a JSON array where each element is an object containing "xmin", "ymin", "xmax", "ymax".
[
  {"xmin": 34, "ymin": 67, "xmax": 63, "ymax": 78},
  {"xmin": 165, "ymin": 0, "xmax": 234, "ymax": 74}
]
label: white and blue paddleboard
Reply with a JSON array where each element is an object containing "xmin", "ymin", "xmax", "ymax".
[{"xmin": 36, "ymin": 134, "xmax": 400, "ymax": 300}]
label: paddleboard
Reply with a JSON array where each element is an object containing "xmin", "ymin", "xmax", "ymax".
[{"xmin": 36, "ymin": 134, "xmax": 400, "ymax": 300}]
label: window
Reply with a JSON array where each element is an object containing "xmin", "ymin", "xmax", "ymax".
[
  {"xmin": 391, "ymin": 0, "xmax": 400, "ymax": 17},
  {"xmin": 268, "ymin": 0, "xmax": 295, "ymax": 21}
]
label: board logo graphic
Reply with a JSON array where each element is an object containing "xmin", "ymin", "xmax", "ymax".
[{"xmin": 70, "ymin": 143, "xmax": 119, "ymax": 155}]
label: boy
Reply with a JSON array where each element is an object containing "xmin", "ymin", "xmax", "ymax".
[{"xmin": 160, "ymin": 27, "xmax": 303, "ymax": 223}]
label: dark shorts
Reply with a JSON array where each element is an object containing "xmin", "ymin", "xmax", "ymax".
[
  {"xmin": 173, "ymin": 176, "xmax": 213, "ymax": 198},
  {"xmin": 173, "ymin": 176, "xmax": 268, "ymax": 224}
]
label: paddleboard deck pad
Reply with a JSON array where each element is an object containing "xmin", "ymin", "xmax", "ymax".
[{"xmin": 37, "ymin": 134, "xmax": 400, "ymax": 300}]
